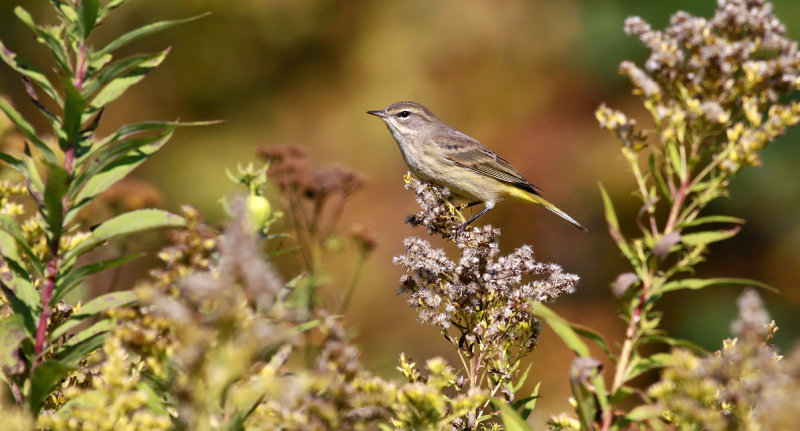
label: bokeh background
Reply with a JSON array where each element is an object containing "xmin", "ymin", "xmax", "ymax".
[{"xmin": 2, "ymin": 0, "xmax": 800, "ymax": 426}]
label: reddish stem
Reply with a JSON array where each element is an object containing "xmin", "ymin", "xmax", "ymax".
[
  {"xmin": 33, "ymin": 261, "xmax": 58, "ymax": 364},
  {"xmin": 664, "ymin": 176, "xmax": 690, "ymax": 234},
  {"xmin": 65, "ymin": 146, "xmax": 75, "ymax": 174},
  {"xmin": 75, "ymin": 45, "xmax": 87, "ymax": 91}
]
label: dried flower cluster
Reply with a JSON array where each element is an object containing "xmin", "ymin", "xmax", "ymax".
[
  {"xmin": 396, "ymin": 175, "xmax": 578, "ymax": 428},
  {"xmin": 649, "ymin": 290, "xmax": 800, "ymax": 430},
  {"xmin": 258, "ymin": 145, "xmax": 364, "ymax": 239},
  {"xmin": 397, "ymin": 176, "xmax": 578, "ymax": 352},
  {"xmin": 597, "ymin": 0, "xmax": 800, "ymax": 171}
]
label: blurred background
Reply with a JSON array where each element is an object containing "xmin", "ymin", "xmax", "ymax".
[{"xmin": 2, "ymin": 0, "xmax": 800, "ymax": 426}]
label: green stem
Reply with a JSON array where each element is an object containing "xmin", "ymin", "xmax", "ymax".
[{"xmin": 339, "ymin": 252, "xmax": 365, "ymax": 313}]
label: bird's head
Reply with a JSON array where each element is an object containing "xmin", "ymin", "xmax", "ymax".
[{"xmin": 367, "ymin": 101, "xmax": 440, "ymax": 138}]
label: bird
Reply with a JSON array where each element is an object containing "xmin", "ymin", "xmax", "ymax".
[{"xmin": 367, "ymin": 101, "xmax": 586, "ymax": 233}]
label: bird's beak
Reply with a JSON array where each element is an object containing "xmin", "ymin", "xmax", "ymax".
[{"xmin": 367, "ymin": 110, "xmax": 388, "ymax": 119}]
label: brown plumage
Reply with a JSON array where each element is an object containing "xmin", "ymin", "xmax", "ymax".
[{"xmin": 368, "ymin": 101, "xmax": 586, "ymax": 232}]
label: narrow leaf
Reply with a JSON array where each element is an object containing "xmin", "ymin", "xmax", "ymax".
[
  {"xmin": 0, "ymin": 252, "xmax": 40, "ymax": 321},
  {"xmin": 679, "ymin": 215, "xmax": 745, "ymax": 229},
  {"xmin": 66, "ymin": 209, "xmax": 185, "ymax": 261},
  {"xmin": 649, "ymin": 154, "xmax": 671, "ymax": 202},
  {"xmin": 571, "ymin": 324, "xmax": 614, "ymax": 359},
  {"xmin": 87, "ymin": 49, "xmax": 171, "ymax": 108},
  {"xmin": 68, "ymin": 130, "xmax": 174, "ymax": 219},
  {"xmin": 517, "ymin": 382, "xmax": 540, "ymax": 420},
  {"xmin": 681, "ymin": 227, "xmax": 741, "ymax": 246},
  {"xmin": 74, "ymin": 290, "xmax": 137, "ymax": 318},
  {"xmin": 599, "ymin": 183, "xmax": 638, "ymax": 266},
  {"xmin": 0, "ymin": 38, "xmax": 61, "ymax": 104},
  {"xmin": 627, "ymin": 352, "xmax": 675, "ymax": 381},
  {"xmin": 0, "ymin": 314, "xmax": 29, "ymax": 373},
  {"xmin": 625, "ymin": 405, "xmax": 663, "ymax": 422},
  {"xmin": 29, "ymin": 360, "xmax": 76, "ymax": 413},
  {"xmin": 658, "ymin": 277, "xmax": 776, "ymax": 294},
  {"xmin": 54, "ymin": 253, "xmax": 143, "ymax": 303},
  {"xmin": 96, "ymin": 13, "xmax": 210, "ymax": 58},
  {"xmin": 0, "ymin": 98, "xmax": 58, "ymax": 164},
  {"xmin": 43, "ymin": 164, "xmax": 70, "ymax": 241},
  {"xmin": 64, "ymin": 319, "xmax": 112, "ymax": 347},
  {"xmin": 0, "ymin": 214, "xmax": 42, "ymax": 274},
  {"xmin": 642, "ymin": 335, "xmax": 707, "ymax": 355},
  {"xmin": 491, "ymin": 399, "xmax": 533, "ymax": 431},
  {"xmin": 62, "ymin": 80, "xmax": 87, "ymax": 150},
  {"xmin": 55, "ymin": 331, "xmax": 106, "ymax": 365},
  {"xmin": 14, "ymin": 7, "xmax": 70, "ymax": 72},
  {"xmin": 532, "ymin": 302, "xmax": 590, "ymax": 357},
  {"xmin": 77, "ymin": 0, "xmax": 100, "ymax": 40},
  {"xmin": 50, "ymin": 292, "xmax": 136, "ymax": 342}
]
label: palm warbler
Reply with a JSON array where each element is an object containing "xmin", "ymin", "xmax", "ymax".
[{"xmin": 367, "ymin": 101, "xmax": 587, "ymax": 232}]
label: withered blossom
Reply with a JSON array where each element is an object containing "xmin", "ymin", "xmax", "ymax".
[
  {"xmin": 396, "ymin": 176, "xmax": 579, "ymax": 360},
  {"xmin": 599, "ymin": 0, "xmax": 800, "ymax": 170}
]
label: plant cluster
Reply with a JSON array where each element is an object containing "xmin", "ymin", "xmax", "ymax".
[
  {"xmin": 1, "ymin": 0, "xmax": 799, "ymax": 430},
  {"xmin": 543, "ymin": 0, "xmax": 800, "ymax": 429}
]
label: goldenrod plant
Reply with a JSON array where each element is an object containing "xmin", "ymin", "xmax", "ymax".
[
  {"xmin": 538, "ymin": 0, "xmax": 800, "ymax": 429},
  {"xmin": 0, "ymin": 0, "xmax": 206, "ymax": 418}
]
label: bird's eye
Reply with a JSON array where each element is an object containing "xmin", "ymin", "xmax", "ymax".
[{"xmin": 398, "ymin": 111, "xmax": 410, "ymax": 118}]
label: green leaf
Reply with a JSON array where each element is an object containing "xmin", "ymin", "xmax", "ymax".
[
  {"xmin": 0, "ymin": 98, "xmax": 58, "ymax": 164},
  {"xmin": 0, "ymin": 214, "xmax": 43, "ymax": 275},
  {"xmin": 657, "ymin": 277, "xmax": 776, "ymax": 294},
  {"xmin": 650, "ymin": 154, "xmax": 671, "ymax": 203},
  {"xmin": 0, "ymin": 37, "xmax": 62, "ymax": 104},
  {"xmin": 94, "ymin": 120, "xmax": 217, "ymax": 150},
  {"xmin": 0, "ymin": 314, "xmax": 29, "ymax": 373},
  {"xmin": 96, "ymin": 13, "xmax": 210, "ymax": 58},
  {"xmin": 0, "ymin": 254, "xmax": 39, "ymax": 332},
  {"xmin": 55, "ymin": 253, "xmax": 143, "ymax": 303},
  {"xmin": 627, "ymin": 352, "xmax": 675, "ymax": 381},
  {"xmin": 77, "ymin": 0, "xmax": 100, "ymax": 40},
  {"xmin": 49, "ymin": 292, "xmax": 136, "ymax": 342},
  {"xmin": 513, "ymin": 382, "xmax": 540, "ymax": 420},
  {"xmin": 679, "ymin": 215, "xmax": 745, "ymax": 228},
  {"xmin": 65, "ymin": 209, "xmax": 185, "ymax": 261},
  {"xmin": 571, "ymin": 324, "xmax": 614, "ymax": 360},
  {"xmin": 624, "ymin": 404, "xmax": 663, "ymax": 422},
  {"xmin": 14, "ymin": 7, "xmax": 71, "ymax": 72},
  {"xmin": 43, "ymin": 164, "xmax": 70, "ymax": 242},
  {"xmin": 532, "ymin": 302, "xmax": 590, "ymax": 357},
  {"xmin": 491, "ymin": 399, "xmax": 533, "ymax": 431},
  {"xmin": 86, "ymin": 49, "xmax": 171, "ymax": 108},
  {"xmin": 681, "ymin": 226, "xmax": 740, "ymax": 246},
  {"xmin": 55, "ymin": 331, "xmax": 106, "ymax": 365},
  {"xmin": 609, "ymin": 385, "xmax": 635, "ymax": 405},
  {"xmin": 0, "ymin": 153, "xmax": 28, "ymax": 178},
  {"xmin": 569, "ymin": 358, "xmax": 600, "ymax": 431},
  {"xmin": 599, "ymin": 183, "xmax": 638, "ymax": 266},
  {"xmin": 642, "ymin": 335, "xmax": 707, "ymax": 355},
  {"xmin": 22, "ymin": 152, "xmax": 45, "ymax": 199},
  {"xmin": 64, "ymin": 319, "xmax": 112, "ymax": 347},
  {"xmin": 0, "ymin": 152, "xmax": 45, "ymax": 200},
  {"xmin": 29, "ymin": 360, "xmax": 76, "ymax": 413},
  {"xmin": 74, "ymin": 290, "xmax": 137, "ymax": 319},
  {"xmin": 62, "ymin": 80, "xmax": 88, "ymax": 150},
  {"xmin": 68, "ymin": 130, "xmax": 174, "ymax": 220}
]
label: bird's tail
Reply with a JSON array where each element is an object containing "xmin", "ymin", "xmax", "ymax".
[{"xmin": 508, "ymin": 187, "xmax": 587, "ymax": 232}]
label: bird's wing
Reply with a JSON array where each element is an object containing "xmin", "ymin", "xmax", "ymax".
[{"xmin": 436, "ymin": 132, "xmax": 543, "ymax": 195}]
